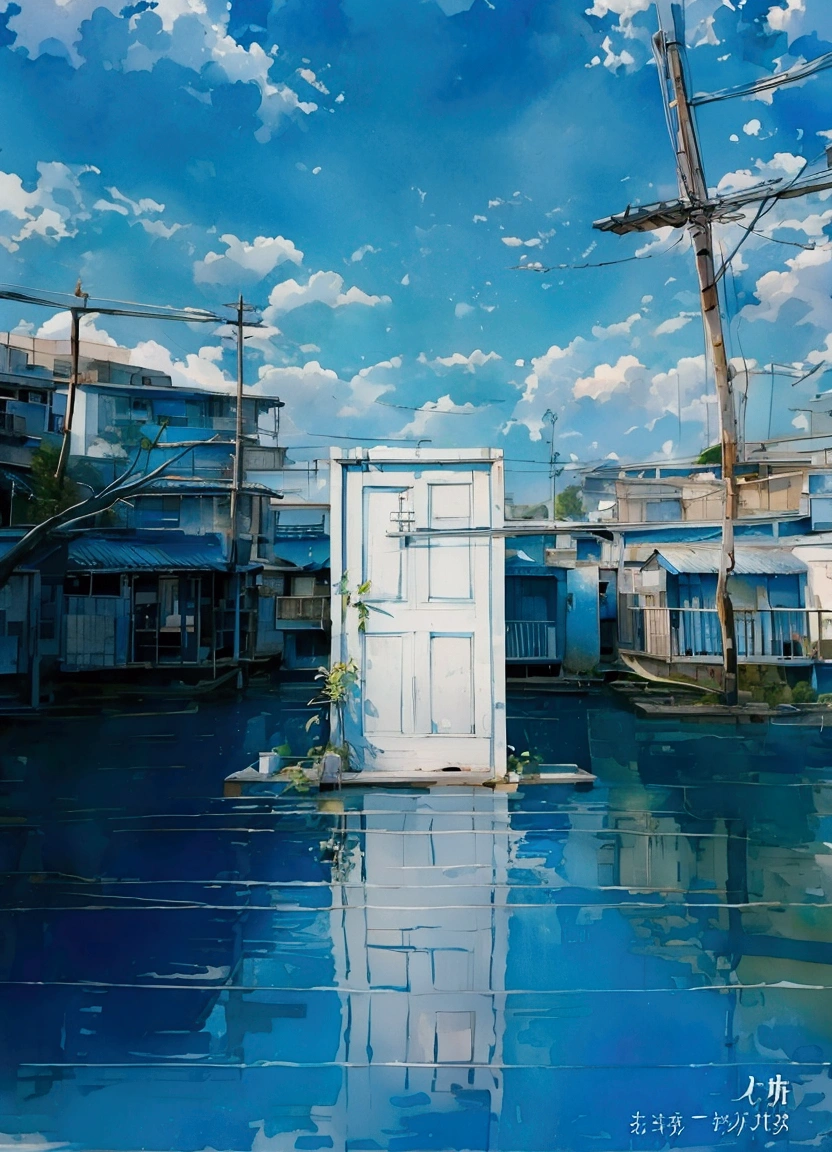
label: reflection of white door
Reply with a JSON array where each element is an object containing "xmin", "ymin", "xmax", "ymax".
[
  {"xmin": 321, "ymin": 788, "xmax": 511, "ymax": 1149},
  {"xmin": 331, "ymin": 449, "xmax": 506, "ymax": 773}
]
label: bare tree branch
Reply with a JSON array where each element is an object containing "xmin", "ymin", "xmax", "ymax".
[{"xmin": 0, "ymin": 441, "xmax": 206, "ymax": 593}]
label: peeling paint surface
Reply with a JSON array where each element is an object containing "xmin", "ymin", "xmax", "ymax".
[{"xmin": 0, "ymin": 690, "xmax": 830, "ymax": 1147}]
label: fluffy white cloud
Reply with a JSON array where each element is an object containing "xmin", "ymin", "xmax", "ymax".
[
  {"xmin": 7, "ymin": 2, "xmax": 317, "ymax": 143},
  {"xmin": 338, "ymin": 358, "xmax": 401, "ymax": 417},
  {"xmin": 194, "ymin": 234, "xmax": 303, "ymax": 285},
  {"xmin": 36, "ymin": 311, "xmax": 117, "ymax": 346},
  {"xmin": 573, "ymin": 354, "xmax": 646, "ymax": 402},
  {"xmin": 766, "ymin": 0, "xmax": 806, "ymax": 32},
  {"xmin": 591, "ymin": 313, "xmax": 641, "ymax": 339},
  {"xmin": 298, "ymin": 67, "xmax": 329, "ymax": 95},
  {"xmin": 501, "ymin": 236, "xmax": 542, "ymax": 248},
  {"xmin": 649, "ymin": 355, "xmax": 714, "ymax": 427},
  {"xmin": 252, "ymin": 356, "xmax": 399, "ymax": 432},
  {"xmin": 129, "ymin": 339, "xmax": 235, "ymax": 393},
  {"xmin": 743, "ymin": 118, "xmax": 762, "ymax": 137},
  {"xmin": 742, "ymin": 245, "xmax": 832, "ymax": 330},
  {"xmin": 585, "ymin": 0, "xmax": 650, "ymax": 17},
  {"xmin": 717, "ymin": 152, "xmax": 806, "ymax": 195},
  {"xmin": 395, "ymin": 394, "xmax": 481, "ymax": 439},
  {"xmin": 653, "ymin": 312, "xmax": 697, "ymax": 336},
  {"xmin": 350, "ymin": 244, "xmax": 379, "ymax": 263},
  {"xmin": 422, "ymin": 349, "xmax": 502, "ymax": 373},
  {"xmin": 0, "ymin": 161, "xmax": 97, "ymax": 252},
  {"xmin": 264, "ymin": 271, "xmax": 391, "ymax": 319}
]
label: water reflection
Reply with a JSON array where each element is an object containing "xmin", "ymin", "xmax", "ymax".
[{"xmin": 0, "ymin": 692, "xmax": 829, "ymax": 1149}]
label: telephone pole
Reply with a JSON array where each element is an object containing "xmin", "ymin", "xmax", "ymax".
[
  {"xmin": 593, "ymin": 1, "xmax": 832, "ymax": 704},
  {"xmin": 544, "ymin": 409, "xmax": 564, "ymax": 518}
]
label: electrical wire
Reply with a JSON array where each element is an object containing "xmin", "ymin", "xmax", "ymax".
[
  {"xmin": 691, "ymin": 49, "xmax": 832, "ymax": 107},
  {"xmin": 512, "ymin": 234, "xmax": 684, "ymax": 274},
  {"xmin": 715, "ymin": 148, "xmax": 829, "ymax": 282},
  {"xmin": 749, "ymin": 229, "xmax": 820, "ymax": 251}
]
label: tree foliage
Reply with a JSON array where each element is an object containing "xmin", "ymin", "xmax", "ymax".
[
  {"xmin": 30, "ymin": 444, "xmax": 82, "ymax": 521},
  {"xmin": 697, "ymin": 444, "xmax": 722, "ymax": 465},
  {"xmin": 555, "ymin": 485, "xmax": 584, "ymax": 520}
]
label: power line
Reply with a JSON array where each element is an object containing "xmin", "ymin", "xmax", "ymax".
[
  {"xmin": 691, "ymin": 49, "xmax": 832, "ymax": 107},
  {"xmin": 511, "ymin": 235, "xmax": 684, "ymax": 274}
]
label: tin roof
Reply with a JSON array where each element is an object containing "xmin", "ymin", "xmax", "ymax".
[
  {"xmin": 648, "ymin": 544, "xmax": 807, "ymax": 576},
  {"xmin": 68, "ymin": 532, "xmax": 232, "ymax": 573}
]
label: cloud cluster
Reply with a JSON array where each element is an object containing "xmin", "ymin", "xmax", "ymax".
[
  {"xmin": 0, "ymin": 161, "xmax": 97, "ymax": 252},
  {"xmin": 421, "ymin": 349, "xmax": 501, "ymax": 373},
  {"xmin": 264, "ymin": 271, "xmax": 391, "ymax": 319},
  {"xmin": 194, "ymin": 234, "xmax": 304, "ymax": 285},
  {"xmin": 7, "ymin": 1, "xmax": 319, "ymax": 142}
]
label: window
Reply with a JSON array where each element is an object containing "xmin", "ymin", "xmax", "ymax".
[
  {"xmin": 64, "ymin": 573, "xmax": 122, "ymax": 597},
  {"xmin": 91, "ymin": 574, "xmax": 122, "ymax": 597},
  {"xmin": 23, "ymin": 390, "xmax": 47, "ymax": 405},
  {"xmin": 294, "ymin": 631, "xmax": 330, "ymax": 658},
  {"xmin": 138, "ymin": 496, "xmax": 180, "ymax": 528},
  {"xmin": 291, "ymin": 575, "xmax": 316, "ymax": 597}
]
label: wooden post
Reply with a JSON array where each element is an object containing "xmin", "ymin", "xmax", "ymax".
[
  {"xmin": 55, "ymin": 307, "xmax": 80, "ymax": 486},
  {"xmin": 662, "ymin": 30, "xmax": 739, "ymax": 703}
]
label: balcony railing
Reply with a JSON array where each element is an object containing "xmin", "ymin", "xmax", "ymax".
[
  {"xmin": 626, "ymin": 605, "xmax": 830, "ymax": 662},
  {"xmin": 275, "ymin": 595, "xmax": 330, "ymax": 627},
  {"xmin": 506, "ymin": 620, "xmax": 557, "ymax": 661}
]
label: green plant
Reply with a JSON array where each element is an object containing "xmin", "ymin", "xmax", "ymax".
[
  {"xmin": 271, "ymin": 742, "xmax": 292, "ymax": 757},
  {"xmin": 338, "ymin": 573, "xmax": 392, "ymax": 631},
  {"xmin": 280, "ymin": 765, "xmax": 317, "ymax": 794},
  {"xmin": 306, "ymin": 659, "xmax": 360, "ymax": 760},
  {"xmin": 507, "ymin": 750, "xmax": 542, "ymax": 774},
  {"xmin": 791, "ymin": 680, "xmax": 817, "ymax": 704},
  {"xmin": 817, "ymin": 693, "xmax": 832, "ymax": 705}
]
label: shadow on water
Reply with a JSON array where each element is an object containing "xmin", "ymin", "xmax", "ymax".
[{"xmin": 0, "ymin": 687, "xmax": 829, "ymax": 1149}]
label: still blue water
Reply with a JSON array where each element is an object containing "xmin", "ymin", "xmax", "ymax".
[{"xmin": 0, "ymin": 687, "xmax": 831, "ymax": 1150}]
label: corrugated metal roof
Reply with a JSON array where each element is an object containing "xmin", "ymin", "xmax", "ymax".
[
  {"xmin": 650, "ymin": 544, "xmax": 807, "ymax": 575},
  {"xmin": 68, "ymin": 533, "xmax": 231, "ymax": 573}
]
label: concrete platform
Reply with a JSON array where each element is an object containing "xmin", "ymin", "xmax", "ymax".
[{"xmin": 224, "ymin": 764, "xmax": 597, "ymax": 794}]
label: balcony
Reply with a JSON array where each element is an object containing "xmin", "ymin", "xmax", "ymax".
[
  {"xmin": 626, "ymin": 606, "xmax": 827, "ymax": 663},
  {"xmin": 275, "ymin": 595, "xmax": 330, "ymax": 630},
  {"xmin": 506, "ymin": 620, "xmax": 557, "ymax": 661}
]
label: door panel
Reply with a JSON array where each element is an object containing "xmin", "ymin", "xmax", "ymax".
[
  {"xmin": 364, "ymin": 633, "xmax": 406, "ymax": 734},
  {"xmin": 430, "ymin": 634, "xmax": 474, "ymax": 735},
  {"xmin": 363, "ymin": 488, "xmax": 406, "ymax": 600},
  {"xmin": 428, "ymin": 482, "xmax": 472, "ymax": 600}
]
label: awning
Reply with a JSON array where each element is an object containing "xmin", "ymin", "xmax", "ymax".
[{"xmin": 647, "ymin": 544, "xmax": 807, "ymax": 576}]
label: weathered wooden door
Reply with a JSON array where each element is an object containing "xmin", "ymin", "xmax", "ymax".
[{"xmin": 331, "ymin": 449, "xmax": 506, "ymax": 774}]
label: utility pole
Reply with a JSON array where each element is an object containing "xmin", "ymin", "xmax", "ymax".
[
  {"xmin": 593, "ymin": 1, "xmax": 832, "ymax": 704},
  {"xmin": 229, "ymin": 294, "xmax": 246, "ymax": 568},
  {"xmin": 225, "ymin": 295, "xmax": 262, "ymax": 668},
  {"xmin": 662, "ymin": 19, "xmax": 739, "ymax": 705},
  {"xmin": 56, "ymin": 283, "xmax": 86, "ymax": 486},
  {"xmin": 544, "ymin": 408, "xmax": 564, "ymax": 519}
]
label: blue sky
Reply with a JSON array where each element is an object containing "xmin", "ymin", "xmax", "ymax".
[{"xmin": 1, "ymin": 0, "xmax": 831, "ymax": 501}]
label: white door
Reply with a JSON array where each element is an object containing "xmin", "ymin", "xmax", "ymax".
[{"xmin": 330, "ymin": 449, "xmax": 506, "ymax": 774}]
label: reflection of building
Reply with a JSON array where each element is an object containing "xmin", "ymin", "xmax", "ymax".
[{"xmin": 317, "ymin": 788, "xmax": 511, "ymax": 1149}]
